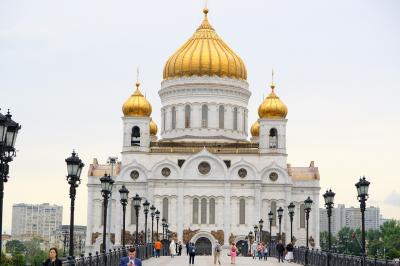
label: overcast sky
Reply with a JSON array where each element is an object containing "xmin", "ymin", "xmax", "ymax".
[{"xmin": 1, "ymin": 0, "xmax": 400, "ymax": 233}]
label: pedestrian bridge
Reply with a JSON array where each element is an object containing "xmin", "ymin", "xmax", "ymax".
[{"xmin": 145, "ymin": 255, "xmax": 300, "ymax": 265}]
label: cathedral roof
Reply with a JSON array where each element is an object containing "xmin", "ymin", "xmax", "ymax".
[
  {"xmin": 122, "ymin": 82, "xmax": 152, "ymax": 117},
  {"xmin": 258, "ymin": 83, "xmax": 288, "ymax": 119},
  {"xmin": 88, "ymin": 158, "xmax": 121, "ymax": 177},
  {"xmin": 163, "ymin": 8, "xmax": 247, "ymax": 80},
  {"xmin": 288, "ymin": 161, "xmax": 320, "ymax": 181}
]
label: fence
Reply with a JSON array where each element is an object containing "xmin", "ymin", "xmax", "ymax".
[
  {"xmin": 273, "ymin": 247, "xmax": 400, "ymax": 266},
  {"xmin": 61, "ymin": 243, "xmax": 156, "ymax": 266}
]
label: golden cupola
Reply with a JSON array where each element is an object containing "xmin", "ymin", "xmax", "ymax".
[
  {"xmin": 149, "ymin": 118, "xmax": 158, "ymax": 136},
  {"xmin": 250, "ymin": 121, "xmax": 260, "ymax": 137},
  {"xmin": 122, "ymin": 82, "xmax": 152, "ymax": 117},
  {"xmin": 163, "ymin": 8, "xmax": 247, "ymax": 80},
  {"xmin": 258, "ymin": 83, "xmax": 288, "ymax": 119}
]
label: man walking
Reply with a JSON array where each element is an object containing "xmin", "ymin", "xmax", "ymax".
[
  {"xmin": 276, "ymin": 239, "xmax": 285, "ymax": 263},
  {"xmin": 213, "ymin": 240, "xmax": 221, "ymax": 265},
  {"xmin": 188, "ymin": 242, "xmax": 196, "ymax": 265}
]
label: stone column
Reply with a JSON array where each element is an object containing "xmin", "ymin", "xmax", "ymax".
[
  {"xmin": 254, "ymin": 183, "xmax": 261, "ymax": 229},
  {"xmin": 177, "ymin": 182, "xmax": 184, "ymax": 241},
  {"xmin": 223, "ymin": 183, "xmax": 231, "ymax": 246},
  {"xmin": 85, "ymin": 185, "xmax": 94, "ymax": 255},
  {"xmin": 115, "ymin": 197, "xmax": 122, "ymax": 246}
]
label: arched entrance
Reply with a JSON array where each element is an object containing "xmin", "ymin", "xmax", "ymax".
[
  {"xmin": 236, "ymin": 240, "xmax": 248, "ymax": 256},
  {"xmin": 195, "ymin": 237, "xmax": 212, "ymax": 255}
]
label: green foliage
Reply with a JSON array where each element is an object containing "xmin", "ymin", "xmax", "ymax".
[
  {"xmin": 320, "ymin": 231, "xmax": 337, "ymax": 251},
  {"xmin": 5, "ymin": 240, "xmax": 27, "ymax": 255},
  {"xmin": 11, "ymin": 253, "xmax": 25, "ymax": 266}
]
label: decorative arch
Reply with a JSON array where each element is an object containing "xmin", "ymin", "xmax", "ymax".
[
  {"xmin": 150, "ymin": 158, "xmax": 180, "ymax": 179},
  {"xmin": 118, "ymin": 160, "xmax": 149, "ymax": 182},
  {"xmin": 229, "ymin": 159, "xmax": 258, "ymax": 180},
  {"xmin": 190, "ymin": 231, "xmax": 216, "ymax": 244},
  {"xmin": 260, "ymin": 162, "xmax": 289, "ymax": 183}
]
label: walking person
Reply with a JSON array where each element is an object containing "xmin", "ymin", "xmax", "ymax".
[
  {"xmin": 186, "ymin": 241, "xmax": 190, "ymax": 255},
  {"xmin": 42, "ymin": 247, "xmax": 62, "ymax": 266},
  {"xmin": 251, "ymin": 241, "xmax": 257, "ymax": 259},
  {"xmin": 276, "ymin": 239, "xmax": 285, "ymax": 263},
  {"xmin": 213, "ymin": 240, "xmax": 222, "ymax": 265},
  {"xmin": 188, "ymin": 242, "xmax": 196, "ymax": 265},
  {"xmin": 169, "ymin": 239, "xmax": 176, "ymax": 258},
  {"xmin": 154, "ymin": 239, "xmax": 162, "ymax": 258},
  {"xmin": 230, "ymin": 242, "xmax": 237, "ymax": 264},
  {"xmin": 257, "ymin": 243, "xmax": 263, "ymax": 260},
  {"xmin": 263, "ymin": 242, "xmax": 268, "ymax": 260},
  {"xmin": 178, "ymin": 241, "xmax": 183, "ymax": 256},
  {"xmin": 285, "ymin": 241, "xmax": 294, "ymax": 262}
]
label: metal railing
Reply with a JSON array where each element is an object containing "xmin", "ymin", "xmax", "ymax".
[
  {"xmin": 61, "ymin": 243, "xmax": 155, "ymax": 266},
  {"xmin": 270, "ymin": 247, "xmax": 400, "ymax": 266}
]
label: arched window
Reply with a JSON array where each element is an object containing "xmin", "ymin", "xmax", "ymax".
[
  {"xmin": 185, "ymin": 105, "xmax": 191, "ymax": 128},
  {"xmin": 269, "ymin": 128, "xmax": 278, "ymax": 148},
  {"xmin": 271, "ymin": 201, "xmax": 277, "ymax": 226},
  {"xmin": 171, "ymin": 106, "xmax": 176, "ymax": 130},
  {"xmin": 300, "ymin": 204, "xmax": 305, "ymax": 228},
  {"xmin": 202, "ymin": 104, "xmax": 208, "ymax": 128},
  {"xmin": 201, "ymin": 198, "xmax": 207, "ymax": 224},
  {"xmin": 219, "ymin": 105, "xmax": 224, "ymax": 129},
  {"xmin": 131, "ymin": 126, "xmax": 140, "ymax": 146},
  {"xmin": 163, "ymin": 198, "xmax": 169, "ymax": 222},
  {"xmin": 192, "ymin": 199, "xmax": 199, "ymax": 224},
  {"xmin": 131, "ymin": 200, "xmax": 138, "ymax": 225},
  {"xmin": 239, "ymin": 198, "xmax": 245, "ymax": 224},
  {"xmin": 233, "ymin": 107, "xmax": 238, "ymax": 130},
  {"xmin": 209, "ymin": 198, "xmax": 215, "ymax": 224}
]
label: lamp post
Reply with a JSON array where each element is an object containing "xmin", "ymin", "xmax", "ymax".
[
  {"xmin": 288, "ymin": 202, "xmax": 295, "ymax": 242},
  {"xmin": 100, "ymin": 173, "xmax": 114, "ymax": 265},
  {"xmin": 277, "ymin": 207, "xmax": 283, "ymax": 240},
  {"xmin": 161, "ymin": 218, "xmax": 166, "ymax": 240},
  {"xmin": 150, "ymin": 205, "xmax": 156, "ymax": 242},
  {"xmin": 133, "ymin": 194, "xmax": 142, "ymax": 244},
  {"xmin": 65, "ymin": 151, "xmax": 84, "ymax": 257},
  {"xmin": 0, "ymin": 110, "xmax": 21, "ymax": 264},
  {"xmin": 143, "ymin": 200, "xmax": 150, "ymax": 243},
  {"xmin": 268, "ymin": 211, "xmax": 273, "ymax": 256},
  {"xmin": 304, "ymin": 196, "xmax": 313, "ymax": 266},
  {"xmin": 356, "ymin": 176, "xmax": 370, "ymax": 266},
  {"xmin": 258, "ymin": 219, "xmax": 264, "ymax": 243},
  {"xmin": 119, "ymin": 185, "xmax": 129, "ymax": 250},
  {"xmin": 323, "ymin": 189, "xmax": 335, "ymax": 266},
  {"xmin": 155, "ymin": 210, "xmax": 160, "ymax": 240},
  {"xmin": 253, "ymin": 225, "xmax": 258, "ymax": 243}
]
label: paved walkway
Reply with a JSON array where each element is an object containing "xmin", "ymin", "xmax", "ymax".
[{"xmin": 144, "ymin": 255, "xmax": 301, "ymax": 265}]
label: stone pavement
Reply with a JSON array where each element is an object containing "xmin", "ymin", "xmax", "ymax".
[{"xmin": 144, "ymin": 255, "xmax": 301, "ymax": 266}]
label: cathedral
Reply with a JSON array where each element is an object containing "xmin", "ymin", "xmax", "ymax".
[{"xmin": 85, "ymin": 7, "xmax": 320, "ymax": 254}]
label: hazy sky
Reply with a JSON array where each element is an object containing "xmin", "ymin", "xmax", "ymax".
[{"xmin": 1, "ymin": 0, "xmax": 400, "ymax": 233}]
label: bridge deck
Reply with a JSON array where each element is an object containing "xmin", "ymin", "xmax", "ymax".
[{"xmin": 144, "ymin": 255, "xmax": 302, "ymax": 265}]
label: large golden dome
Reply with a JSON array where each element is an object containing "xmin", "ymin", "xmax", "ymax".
[
  {"xmin": 258, "ymin": 84, "xmax": 288, "ymax": 119},
  {"xmin": 250, "ymin": 120, "xmax": 260, "ymax": 137},
  {"xmin": 163, "ymin": 8, "xmax": 247, "ymax": 80},
  {"xmin": 149, "ymin": 118, "xmax": 158, "ymax": 136},
  {"xmin": 122, "ymin": 82, "xmax": 152, "ymax": 117}
]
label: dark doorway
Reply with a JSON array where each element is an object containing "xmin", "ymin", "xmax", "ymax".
[
  {"xmin": 236, "ymin": 240, "xmax": 249, "ymax": 256},
  {"xmin": 195, "ymin": 237, "xmax": 212, "ymax": 255}
]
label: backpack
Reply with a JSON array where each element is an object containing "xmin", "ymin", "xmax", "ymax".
[
  {"xmin": 190, "ymin": 246, "xmax": 196, "ymax": 254},
  {"xmin": 215, "ymin": 245, "xmax": 221, "ymax": 252}
]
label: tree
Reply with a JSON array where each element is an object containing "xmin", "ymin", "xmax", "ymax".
[
  {"xmin": 5, "ymin": 240, "xmax": 27, "ymax": 255},
  {"xmin": 320, "ymin": 231, "xmax": 337, "ymax": 251},
  {"xmin": 336, "ymin": 227, "xmax": 362, "ymax": 255},
  {"xmin": 24, "ymin": 237, "xmax": 48, "ymax": 266},
  {"xmin": 11, "ymin": 253, "xmax": 25, "ymax": 266},
  {"xmin": 379, "ymin": 220, "xmax": 400, "ymax": 259}
]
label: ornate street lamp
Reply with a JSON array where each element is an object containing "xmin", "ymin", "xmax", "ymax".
[
  {"xmin": 119, "ymin": 185, "xmax": 129, "ymax": 250},
  {"xmin": 133, "ymin": 194, "xmax": 142, "ymax": 244},
  {"xmin": 356, "ymin": 176, "xmax": 370, "ymax": 266},
  {"xmin": 304, "ymin": 196, "xmax": 313, "ymax": 266},
  {"xmin": 0, "ymin": 110, "xmax": 21, "ymax": 263},
  {"xmin": 258, "ymin": 219, "xmax": 264, "ymax": 243},
  {"xmin": 150, "ymin": 205, "xmax": 156, "ymax": 242},
  {"xmin": 288, "ymin": 202, "xmax": 295, "ymax": 242},
  {"xmin": 323, "ymin": 189, "xmax": 335, "ymax": 266},
  {"xmin": 100, "ymin": 173, "xmax": 114, "ymax": 265},
  {"xmin": 155, "ymin": 210, "xmax": 160, "ymax": 240},
  {"xmin": 65, "ymin": 150, "xmax": 84, "ymax": 257},
  {"xmin": 143, "ymin": 200, "xmax": 150, "ymax": 243},
  {"xmin": 268, "ymin": 211, "xmax": 273, "ymax": 256},
  {"xmin": 277, "ymin": 206, "xmax": 284, "ymax": 240},
  {"xmin": 253, "ymin": 225, "xmax": 258, "ymax": 243}
]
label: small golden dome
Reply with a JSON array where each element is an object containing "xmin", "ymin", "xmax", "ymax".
[
  {"xmin": 258, "ymin": 85, "xmax": 288, "ymax": 119},
  {"xmin": 250, "ymin": 120, "xmax": 260, "ymax": 137},
  {"xmin": 122, "ymin": 82, "xmax": 152, "ymax": 117},
  {"xmin": 149, "ymin": 118, "xmax": 158, "ymax": 136},
  {"xmin": 163, "ymin": 8, "xmax": 247, "ymax": 80}
]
